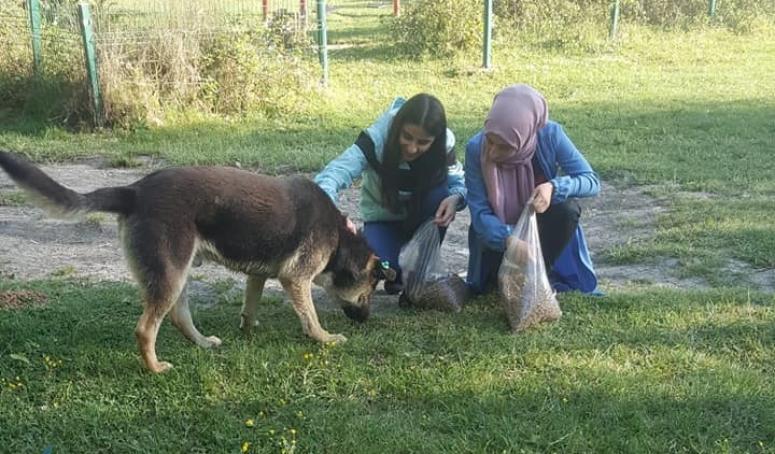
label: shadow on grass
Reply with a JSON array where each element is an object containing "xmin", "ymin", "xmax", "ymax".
[{"xmin": 1, "ymin": 100, "xmax": 774, "ymax": 182}]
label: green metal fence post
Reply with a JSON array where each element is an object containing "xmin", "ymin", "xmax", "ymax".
[
  {"xmin": 77, "ymin": 2, "xmax": 103, "ymax": 126},
  {"xmin": 708, "ymin": 0, "xmax": 717, "ymax": 18},
  {"xmin": 27, "ymin": 0, "xmax": 42, "ymax": 75},
  {"xmin": 316, "ymin": 0, "xmax": 328, "ymax": 86},
  {"xmin": 483, "ymin": 0, "xmax": 492, "ymax": 69},
  {"xmin": 609, "ymin": 0, "xmax": 620, "ymax": 40}
]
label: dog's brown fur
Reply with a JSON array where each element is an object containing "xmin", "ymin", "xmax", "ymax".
[{"xmin": 0, "ymin": 151, "xmax": 394, "ymax": 373}]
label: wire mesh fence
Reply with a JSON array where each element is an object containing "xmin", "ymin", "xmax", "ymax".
[
  {"xmin": 94, "ymin": 0, "xmax": 318, "ymax": 34},
  {"xmin": 0, "ymin": 0, "xmax": 85, "ymax": 114},
  {"xmin": 0, "ymin": 6, "xmax": 32, "ymax": 74},
  {"xmin": 2, "ymin": 0, "xmax": 773, "ymax": 126}
]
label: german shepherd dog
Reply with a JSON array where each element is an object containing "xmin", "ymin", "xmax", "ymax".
[{"xmin": 0, "ymin": 151, "xmax": 395, "ymax": 373}]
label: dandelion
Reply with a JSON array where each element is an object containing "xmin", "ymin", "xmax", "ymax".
[
  {"xmin": 259, "ymin": 411, "xmax": 266, "ymax": 418},
  {"xmin": 303, "ymin": 353, "xmax": 313, "ymax": 361},
  {"xmin": 43, "ymin": 355, "xmax": 63, "ymax": 370},
  {"xmin": 269, "ymin": 429, "xmax": 275, "ymax": 435},
  {"xmin": 241, "ymin": 441, "xmax": 250, "ymax": 453},
  {"xmin": 245, "ymin": 418, "xmax": 255, "ymax": 428},
  {"xmin": 289, "ymin": 428, "xmax": 296, "ymax": 436}
]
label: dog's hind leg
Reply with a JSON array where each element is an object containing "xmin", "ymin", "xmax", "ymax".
[
  {"xmin": 280, "ymin": 277, "xmax": 347, "ymax": 344},
  {"xmin": 124, "ymin": 220, "xmax": 196, "ymax": 373},
  {"xmin": 169, "ymin": 283, "xmax": 222, "ymax": 349},
  {"xmin": 134, "ymin": 272, "xmax": 187, "ymax": 374},
  {"xmin": 240, "ymin": 274, "xmax": 267, "ymax": 335}
]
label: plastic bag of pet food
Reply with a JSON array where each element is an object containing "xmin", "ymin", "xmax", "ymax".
[
  {"xmin": 498, "ymin": 204, "xmax": 561, "ymax": 332},
  {"xmin": 398, "ymin": 220, "xmax": 466, "ymax": 312}
]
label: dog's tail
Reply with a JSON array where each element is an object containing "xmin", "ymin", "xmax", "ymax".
[{"xmin": 0, "ymin": 150, "xmax": 135, "ymax": 217}]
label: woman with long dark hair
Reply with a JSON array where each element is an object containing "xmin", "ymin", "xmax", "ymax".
[{"xmin": 315, "ymin": 94, "xmax": 466, "ymax": 294}]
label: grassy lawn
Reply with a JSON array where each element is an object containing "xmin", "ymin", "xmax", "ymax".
[
  {"xmin": 1, "ymin": 280, "xmax": 773, "ymax": 452},
  {"xmin": 1, "ymin": 2, "xmax": 775, "ymax": 452}
]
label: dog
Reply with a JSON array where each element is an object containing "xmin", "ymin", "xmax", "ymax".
[{"xmin": 0, "ymin": 151, "xmax": 395, "ymax": 373}]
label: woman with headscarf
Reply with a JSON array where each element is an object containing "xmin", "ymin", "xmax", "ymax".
[{"xmin": 465, "ymin": 84, "xmax": 600, "ymax": 295}]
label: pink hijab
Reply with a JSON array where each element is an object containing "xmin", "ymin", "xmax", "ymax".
[{"xmin": 481, "ymin": 84, "xmax": 548, "ymax": 225}]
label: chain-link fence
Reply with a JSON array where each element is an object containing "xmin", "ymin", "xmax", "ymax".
[
  {"xmin": 0, "ymin": 1, "xmax": 86, "ymax": 116},
  {"xmin": 2, "ymin": 0, "xmax": 773, "ymax": 127},
  {"xmin": 1, "ymin": 0, "xmax": 331, "ymax": 126},
  {"xmin": 0, "ymin": 2, "xmax": 33, "ymax": 76}
]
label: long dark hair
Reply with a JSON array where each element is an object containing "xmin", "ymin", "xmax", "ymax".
[{"xmin": 379, "ymin": 94, "xmax": 448, "ymax": 217}]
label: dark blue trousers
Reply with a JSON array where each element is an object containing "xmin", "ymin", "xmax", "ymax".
[{"xmin": 363, "ymin": 185, "xmax": 449, "ymax": 284}]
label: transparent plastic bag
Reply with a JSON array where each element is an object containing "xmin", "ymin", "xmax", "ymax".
[
  {"xmin": 398, "ymin": 220, "xmax": 466, "ymax": 312},
  {"xmin": 498, "ymin": 203, "xmax": 562, "ymax": 332}
]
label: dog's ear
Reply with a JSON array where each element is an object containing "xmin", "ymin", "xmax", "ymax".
[
  {"xmin": 372, "ymin": 257, "xmax": 397, "ymax": 282},
  {"xmin": 331, "ymin": 236, "xmax": 362, "ymax": 288}
]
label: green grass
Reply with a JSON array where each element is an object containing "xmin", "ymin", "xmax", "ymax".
[
  {"xmin": 2, "ymin": 24, "xmax": 773, "ymax": 281},
  {"xmin": 0, "ymin": 191, "xmax": 27, "ymax": 207},
  {"xmin": 1, "ymin": 280, "xmax": 773, "ymax": 452},
  {"xmin": 1, "ymin": 5, "xmax": 775, "ymax": 451}
]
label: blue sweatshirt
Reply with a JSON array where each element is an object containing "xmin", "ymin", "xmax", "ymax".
[{"xmin": 466, "ymin": 121, "xmax": 601, "ymax": 294}]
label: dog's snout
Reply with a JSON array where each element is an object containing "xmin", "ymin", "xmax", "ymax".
[{"xmin": 342, "ymin": 302, "xmax": 370, "ymax": 323}]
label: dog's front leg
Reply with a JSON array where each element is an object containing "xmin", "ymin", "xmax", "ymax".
[
  {"xmin": 280, "ymin": 277, "xmax": 347, "ymax": 344},
  {"xmin": 240, "ymin": 274, "xmax": 267, "ymax": 335}
]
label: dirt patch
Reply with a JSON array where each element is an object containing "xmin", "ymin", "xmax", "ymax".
[
  {"xmin": 0, "ymin": 159, "xmax": 771, "ymax": 314},
  {"xmin": 0, "ymin": 290, "xmax": 48, "ymax": 310}
]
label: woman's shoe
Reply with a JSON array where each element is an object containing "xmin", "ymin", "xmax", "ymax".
[
  {"xmin": 384, "ymin": 280, "xmax": 403, "ymax": 295},
  {"xmin": 398, "ymin": 291, "xmax": 412, "ymax": 308}
]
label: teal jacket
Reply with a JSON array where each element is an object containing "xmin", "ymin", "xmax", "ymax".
[{"xmin": 315, "ymin": 98, "xmax": 467, "ymax": 222}]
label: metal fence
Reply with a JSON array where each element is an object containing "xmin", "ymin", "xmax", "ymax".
[{"xmin": 2, "ymin": 0, "xmax": 764, "ymax": 125}]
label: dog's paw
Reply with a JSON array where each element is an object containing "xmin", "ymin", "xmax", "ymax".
[
  {"xmin": 149, "ymin": 361, "xmax": 174, "ymax": 374},
  {"xmin": 239, "ymin": 316, "xmax": 259, "ymax": 331},
  {"xmin": 203, "ymin": 336, "xmax": 222, "ymax": 348},
  {"xmin": 323, "ymin": 333, "xmax": 347, "ymax": 344}
]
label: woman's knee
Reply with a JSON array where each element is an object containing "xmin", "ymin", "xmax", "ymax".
[
  {"xmin": 420, "ymin": 184, "xmax": 450, "ymax": 218},
  {"xmin": 540, "ymin": 199, "xmax": 581, "ymax": 229}
]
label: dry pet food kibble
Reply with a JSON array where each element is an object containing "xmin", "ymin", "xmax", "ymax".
[
  {"xmin": 497, "ymin": 204, "xmax": 562, "ymax": 332},
  {"xmin": 402, "ymin": 274, "xmax": 467, "ymax": 313},
  {"xmin": 499, "ymin": 261, "xmax": 562, "ymax": 332}
]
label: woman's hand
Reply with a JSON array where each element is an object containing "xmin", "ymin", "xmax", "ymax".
[
  {"xmin": 531, "ymin": 182, "xmax": 554, "ymax": 214},
  {"xmin": 434, "ymin": 195, "xmax": 461, "ymax": 227},
  {"xmin": 345, "ymin": 217, "xmax": 357, "ymax": 234},
  {"xmin": 505, "ymin": 236, "xmax": 532, "ymax": 266}
]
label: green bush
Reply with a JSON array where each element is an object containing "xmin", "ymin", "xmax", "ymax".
[
  {"xmin": 266, "ymin": 9, "xmax": 314, "ymax": 53},
  {"xmin": 96, "ymin": 26, "xmax": 316, "ymax": 128},
  {"xmin": 391, "ymin": 0, "xmax": 483, "ymax": 57},
  {"xmin": 0, "ymin": 0, "xmax": 318, "ymax": 129},
  {"xmin": 494, "ymin": 0, "xmax": 609, "ymax": 53},
  {"xmin": 0, "ymin": 1, "xmax": 89, "ymax": 125},
  {"xmin": 494, "ymin": 0, "xmax": 775, "ymax": 39},
  {"xmin": 620, "ymin": 0, "xmax": 774, "ymax": 30},
  {"xmin": 0, "ymin": 2, "xmax": 32, "ymax": 110},
  {"xmin": 199, "ymin": 30, "xmax": 315, "ymax": 117}
]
